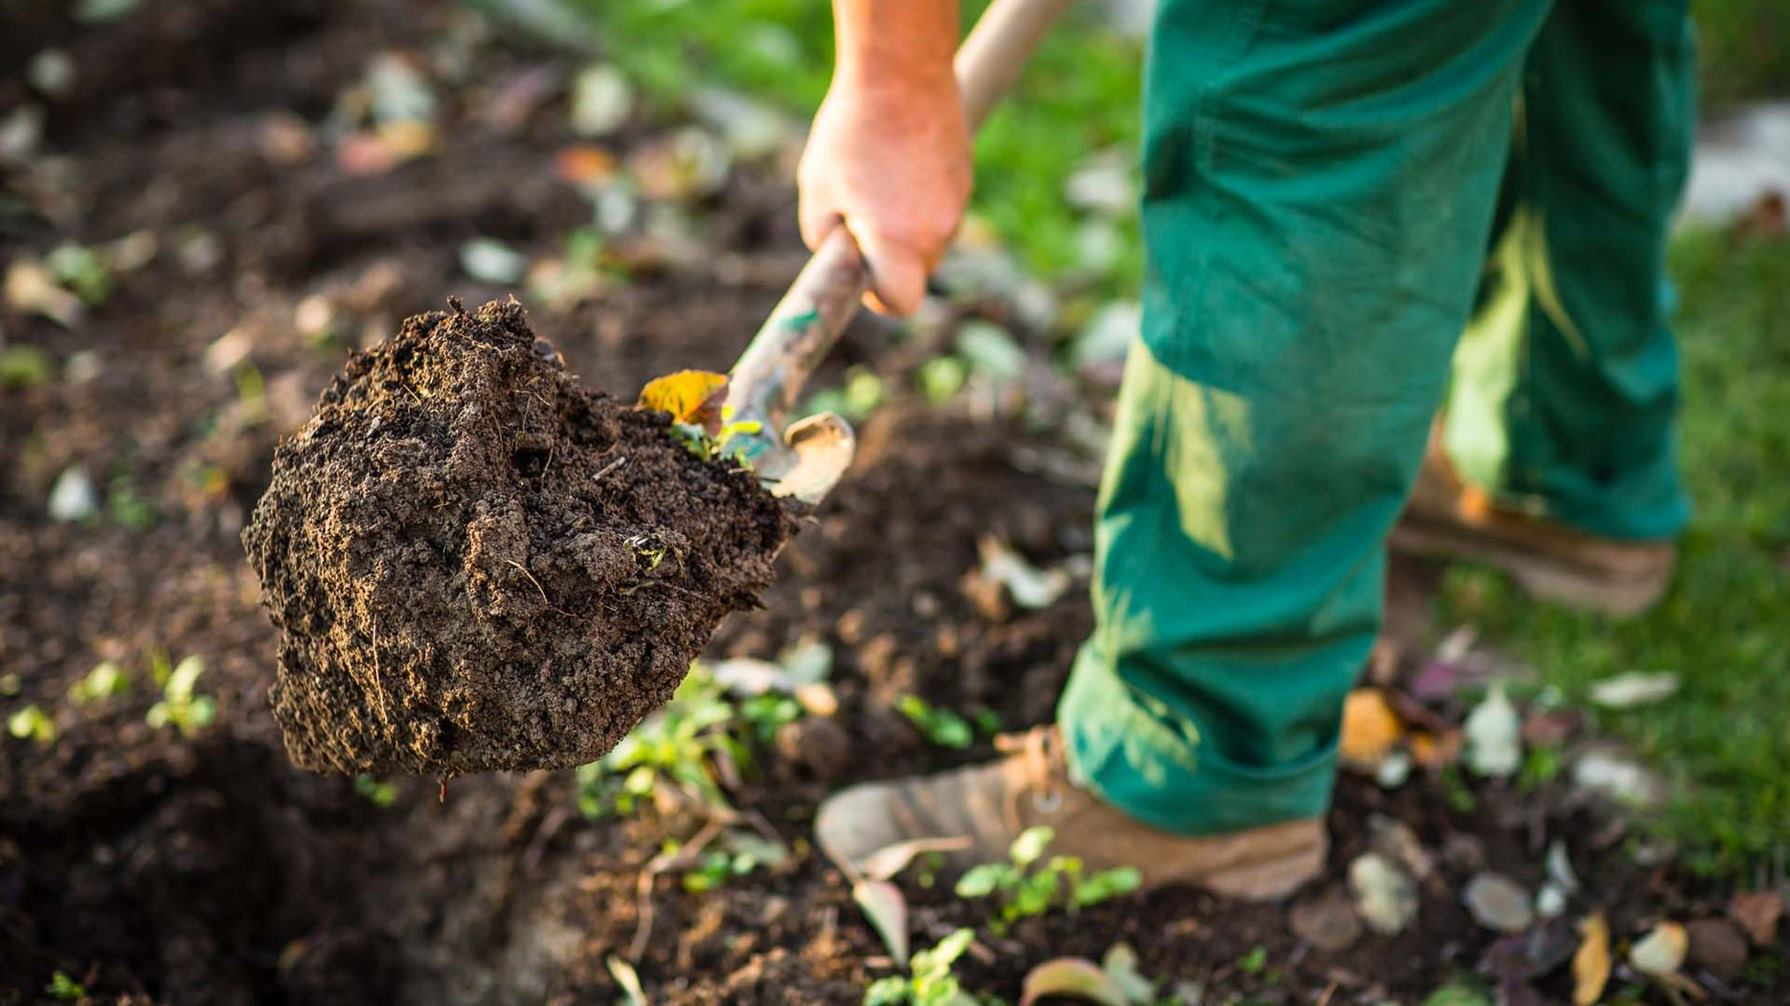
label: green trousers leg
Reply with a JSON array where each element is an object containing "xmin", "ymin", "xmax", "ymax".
[
  {"xmin": 1058, "ymin": 0, "xmax": 1694, "ymax": 834},
  {"xmin": 1444, "ymin": 0, "xmax": 1694, "ymax": 540}
]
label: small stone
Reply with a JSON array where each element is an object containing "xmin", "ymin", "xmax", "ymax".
[
  {"xmin": 1348, "ymin": 852, "xmax": 1418, "ymax": 935},
  {"xmin": 1289, "ymin": 886, "xmax": 1362, "ymax": 952},
  {"xmin": 47, "ymin": 466, "xmax": 98, "ymax": 522},
  {"xmin": 1464, "ymin": 873, "xmax": 1535, "ymax": 934},
  {"xmin": 776, "ymin": 717, "xmax": 850, "ymax": 783},
  {"xmin": 1686, "ymin": 918, "xmax": 1749, "ymax": 979},
  {"xmin": 1628, "ymin": 921, "xmax": 1688, "ymax": 978}
]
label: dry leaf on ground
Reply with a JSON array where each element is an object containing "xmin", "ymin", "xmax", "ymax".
[
  {"xmin": 1729, "ymin": 890, "xmax": 1784, "ymax": 946},
  {"xmin": 637, "ymin": 370, "xmax": 729, "ymax": 429},
  {"xmin": 1571, "ymin": 911, "xmax": 1611, "ymax": 1006},
  {"xmin": 1340, "ymin": 688, "xmax": 1404, "ymax": 769}
]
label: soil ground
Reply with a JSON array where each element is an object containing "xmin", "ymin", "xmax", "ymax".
[{"xmin": 1, "ymin": 2, "xmax": 1782, "ymax": 1004}]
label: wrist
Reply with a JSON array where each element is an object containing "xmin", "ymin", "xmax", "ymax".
[{"xmin": 830, "ymin": 0, "xmax": 959, "ymax": 104}]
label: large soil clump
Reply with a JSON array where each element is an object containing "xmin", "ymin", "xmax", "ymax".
[{"xmin": 243, "ymin": 298, "xmax": 798, "ymax": 776}]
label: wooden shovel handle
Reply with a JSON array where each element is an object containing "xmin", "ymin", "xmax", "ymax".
[{"xmin": 726, "ymin": 0, "xmax": 1075, "ymax": 429}]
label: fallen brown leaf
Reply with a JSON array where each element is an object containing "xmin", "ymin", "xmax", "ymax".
[
  {"xmin": 1729, "ymin": 890, "xmax": 1784, "ymax": 947},
  {"xmin": 1571, "ymin": 911, "xmax": 1610, "ymax": 1006}
]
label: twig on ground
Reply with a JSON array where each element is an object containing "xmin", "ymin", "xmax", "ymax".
[{"xmin": 592, "ymin": 455, "xmax": 629, "ymax": 482}]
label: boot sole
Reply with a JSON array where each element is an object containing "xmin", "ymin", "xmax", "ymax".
[
  {"xmin": 1388, "ymin": 517, "xmax": 1669, "ymax": 618},
  {"xmin": 1199, "ymin": 843, "xmax": 1326, "ymax": 902}
]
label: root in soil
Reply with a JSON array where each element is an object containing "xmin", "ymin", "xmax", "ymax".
[{"xmin": 242, "ymin": 298, "xmax": 798, "ymax": 776}]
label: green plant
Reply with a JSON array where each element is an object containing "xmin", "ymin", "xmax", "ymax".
[
  {"xmin": 69, "ymin": 660, "xmax": 131, "ymax": 704},
  {"xmin": 46, "ymin": 243, "xmax": 113, "ymax": 305},
  {"xmin": 7, "ymin": 704, "xmax": 55, "ymax": 745},
  {"xmin": 896, "ymin": 694, "xmax": 973, "ymax": 750},
  {"xmin": 45, "ymin": 970, "xmax": 85, "ymax": 1001},
  {"xmin": 107, "ymin": 474, "xmax": 157, "ymax": 530},
  {"xmin": 864, "ymin": 929, "xmax": 978, "ymax": 1006},
  {"xmin": 1516, "ymin": 744, "xmax": 1563, "ymax": 794},
  {"xmin": 355, "ymin": 775, "xmax": 398, "ymax": 807},
  {"xmin": 1236, "ymin": 945, "xmax": 1268, "ymax": 976},
  {"xmin": 145, "ymin": 653, "xmax": 216, "ymax": 737},
  {"xmin": 0, "ymin": 345, "xmax": 56, "ymax": 389},
  {"xmin": 738, "ymin": 691, "xmax": 802, "ymax": 744},
  {"xmin": 954, "ymin": 826, "xmax": 1141, "ymax": 933},
  {"xmin": 575, "ymin": 667, "xmax": 760, "ymax": 819},
  {"xmin": 669, "ymin": 411, "xmax": 764, "ymax": 464}
]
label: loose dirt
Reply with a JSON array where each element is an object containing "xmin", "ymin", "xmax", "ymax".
[{"xmin": 243, "ymin": 298, "xmax": 798, "ymax": 776}]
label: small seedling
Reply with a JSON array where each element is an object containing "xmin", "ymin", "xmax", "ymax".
[
  {"xmin": 625, "ymin": 532, "xmax": 671, "ymax": 571},
  {"xmin": 1236, "ymin": 945, "xmax": 1268, "ymax": 975},
  {"xmin": 46, "ymin": 243, "xmax": 113, "ymax": 305},
  {"xmin": 971, "ymin": 706, "xmax": 1003, "ymax": 737},
  {"xmin": 145, "ymin": 654, "xmax": 215, "ymax": 737},
  {"xmin": 896, "ymin": 695, "xmax": 973, "ymax": 750},
  {"xmin": 7, "ymin": 704, "xmax": 55, "ymax": 745},
  {"xmin": 679, "ymin": 829, "xmax": 788, "ymax": 893},
  {"xmin": 354, "ymin": 775, "xmax": 398, "ymax": 807},
  {"xmin": 737, "ymin": 691, "xmax": 802, "ymax": 745},
  {"xmin": 69, "ymin": 660, "xmax": 131, "ymax": 704},
  {"xmin": 45, "ymin": 971, "xmax": 85, "ymax": 1001},
  {"xmin": 1517, "ymin": 744, "xmax": 1563, "ymax": 794},
  {"xmin": 864, "ymin": 928, "xmax": 978, "ymax": 1006},
  {"xmin": 107, "ymin": 474, "xmax": 157, "ymax": 531},
  {"xmin": 0, "ymin": 345, "xmax": 56, "ymax": 389},
  {"xmin": 669, "ymin": 413, "xmax": 764, "ymax": 464},
  {"xmin": 954, "ymin": 826, "xmax": 1141, "ymax": 933},
  {"xmin": 575, "ymin": 667, "xmax": 742, "ymax": 819}
]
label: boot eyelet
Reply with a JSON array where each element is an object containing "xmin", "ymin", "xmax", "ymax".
[{"xmin": 1032, "ymin": 789, "xmax": 1063, "ymax": 815}]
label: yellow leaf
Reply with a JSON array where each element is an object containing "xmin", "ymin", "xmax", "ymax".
[
  {"xmin": 1339, "ymin": 688, "xmax": 1404, "ymax": 769},
  {"xmin": 1409, "ymin": 728, "xmax": 1464, "ymax": 769},
  {"xmin": 637, "ymin": 370, "xmax": 728, "ymax": 428},
  {"xmin": 1573, "ymin": 910, "xmax": 1611, "ymax": 1006}
]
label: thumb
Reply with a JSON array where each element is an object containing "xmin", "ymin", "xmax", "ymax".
[
  {"xmin": 848, "ymin": 223, "xmax": 928, "ymax": 317},
  {"xmin": 798, "ymin": 189, "xmax": 842, "ymax": 253}
]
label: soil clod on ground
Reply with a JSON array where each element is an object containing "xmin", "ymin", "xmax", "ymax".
[{"xmin": 243, "ymin": 297, "xmax": 798, "ymax": 776}]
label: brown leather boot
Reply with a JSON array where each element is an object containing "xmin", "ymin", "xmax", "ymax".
[
  {"xmin": 1390, "ymin": 442, "xmax": 1675, "ymax": 617},
  {"xmin": 814, "ymin": 727, "xmax": 1325, "ymax": 901}
]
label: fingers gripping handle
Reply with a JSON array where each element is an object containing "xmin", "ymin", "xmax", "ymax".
[{"xmin": 725, "ymin": 0, "xmax": 1072, "ymax": 433}]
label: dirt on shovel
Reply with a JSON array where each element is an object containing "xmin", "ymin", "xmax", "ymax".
[{"xmin": 242, "ymin": 297, "xmax": 799, "ymax": 777}]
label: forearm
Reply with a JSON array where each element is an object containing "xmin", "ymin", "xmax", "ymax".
[{"xmin": 830, "ymin": 0, "xmax": 960, "ymax": 94}]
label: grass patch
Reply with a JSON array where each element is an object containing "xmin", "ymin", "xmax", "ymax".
[{"xmin": 1441, "ymin": 229, "xmax": 1790, "ymax": 875}]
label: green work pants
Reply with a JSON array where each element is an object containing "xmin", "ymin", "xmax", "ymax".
[{"xmin": 1059, "ymin": 0, "xmax": 1694, "ymax": 835}]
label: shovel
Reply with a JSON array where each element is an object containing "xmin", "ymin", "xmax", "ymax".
[{"xmin": 724, "ymin": 0, "xmax": 1074, "ymax": 503}]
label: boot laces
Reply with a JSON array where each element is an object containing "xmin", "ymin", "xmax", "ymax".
[{"xmin": 995, "ymin": 726, "xmax": 1067, "ymax": 816}]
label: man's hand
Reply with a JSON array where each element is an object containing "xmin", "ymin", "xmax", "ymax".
[{"xmin": 799, "ymin": 1, "xmax": 970, "ymax": 317}]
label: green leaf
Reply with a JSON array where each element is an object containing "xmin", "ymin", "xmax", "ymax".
[
  {"xmin": 1074, "ymin": 866, "xmax": 1142, "ymax": 906},
  {"xmin": 70, "ymin": 661, "xmax": 130, "ymax": 704},
  {"xmin": 0, "ymin": 346, "xmax": 55, "ymax": 389},
  {"xmin": 954, "ymin": 864, "xmax": 1005, "ymax": 899},
  {"xmin": 865, "ymin": 976, "xmax": 910, "ymax": 1006},
  {"xmin": 1009, "ymin": 826, "xmax": 1054, "ymax": 867},
  {"xmin": 916, "ymin": 929, "xmax": 975, "ymax": 973},
  {"xmin": 1237, "ymin": 945, "xmax": 1267, "ymax": 975},
  {"xmin": 1421, "ymin": 981, "xmax": 1493, "ymax": 1006},
  {"xmin": 7, "ymin": 705, "xmax": 54, "ymax": 745},
  {"xmin": 46, "ymin": 971, "xmax": 86, "ymax": 1001},
  {"xmin": 165, "ymin": 655, "xmax": 205, "ymax": 702}
]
